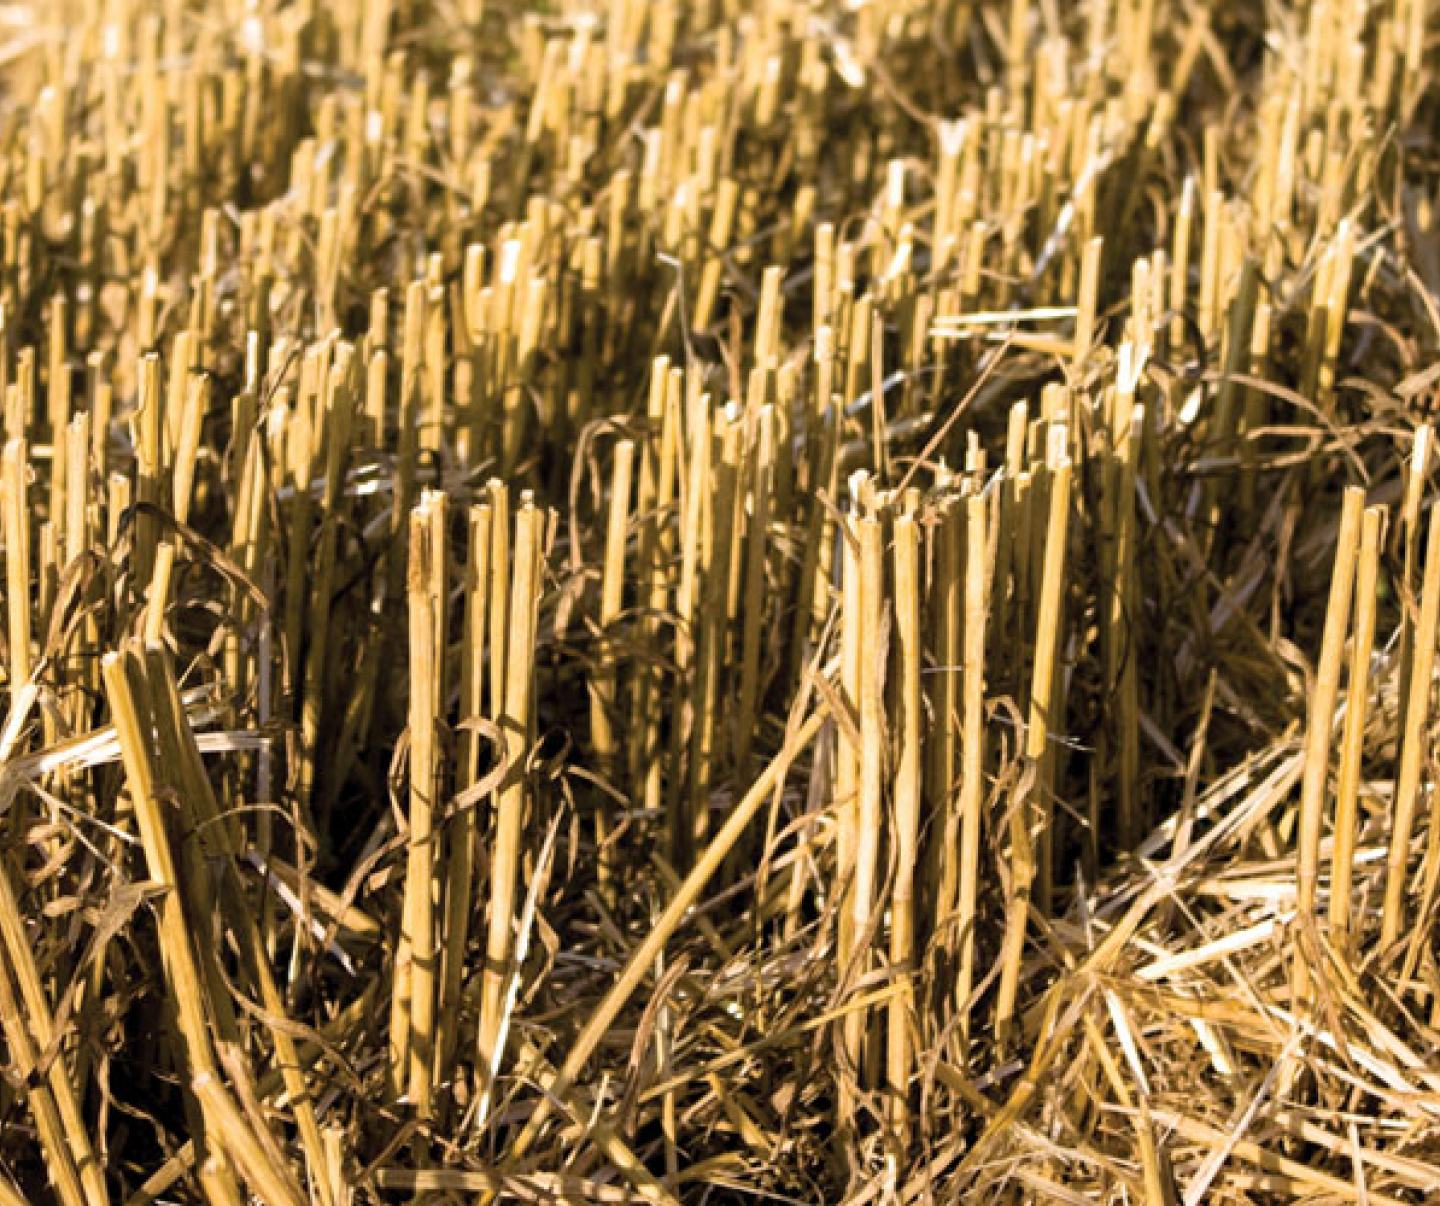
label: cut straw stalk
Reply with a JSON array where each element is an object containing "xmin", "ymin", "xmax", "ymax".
[
  {"xmin": 844, "ymin": 511, "xmax": 884, "ymax": 1087},
  {"xmin": 478, "ymin": 498, "xmax": 543, "ymax": 1081},
  {"xmin": 835, "ymin": 510, "xmax": 862, "ymax": 976},
  {"xmin": 734, "ymin": 405, "xmax": 776, "ymax": 780},
  {"xmin": 1394, "ymin": 427, "xmax": 1430, "ymax": 744},
  {"xmin": 928, "ymin": 494, "xmax": 961, "ymax": 918},
  {"xmin": 1293, "ymin": 486, "xmax": 1363, "ymax": 996},
  {"xmin": 955, "ymin": 492, "xmax": 989, "ymax": 1052},
  {"xmin": 1330, "ymin": 504, "xmax": 1384, "ymax": 947},
  {"xmin": 390, "ymin": 490, "xmax": 447, "ymax": 1115},
  {"xmin": 1380, "ymin": 502, "xmax": 1440, "ymax": 948},
  {"xmin": 887, "ymin": 513, "xmax": 920, "ymax": 1129},
  {"xmin": 687, "ymin": 405, "xmax": 743, "ymax": 853},
  {"xmin": 298, "ymin": 344, "xmax": 357, "ymax": 810},
  {"xmin": 2, "ymin": 438, "xmax": 32, "ymax": 711},
  {"xmin": 995, "ymin": 431, "xmax": 1070, "ymax": 1049},
  {"xmin": 1103, "ymin": 376, "xmax": 1142, "ymax": 853},
  {"xmin": 669, "ymin": 399, "xmax": 710, "ymax": 866},
  {"xmin": 436, "ymin": 502, "xmax": 493, "ymax": 1076},
  {"xmin": 591, "ymin": 438, "xmax": 634, "ymax": 894},
  {"xmin": 627, "ymin": 360, "xmax": 678, "ymax": 821}
]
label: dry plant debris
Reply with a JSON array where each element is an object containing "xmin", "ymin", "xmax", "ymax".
[{"xmin": 0, "ymin": 0, "xmax": 1437, "ymax": 1201}]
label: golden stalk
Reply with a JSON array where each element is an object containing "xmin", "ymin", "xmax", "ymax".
[
  {"xmin": 1379, "ymin": 503, "xmax": 1440, "ymax": 948},
  {"xmin": 478, "ymin": 498, "xmax": 543, "ymax": 1080},
  {"xmin": 591, "ymin": 438, "xmax": 634, "ymax": 892},
  {"xmin": 1293, "ymin": 485, "xmax": 1364, "ymax": 999},
  {"xmin": 1330, "ymin": 504, "xmax": 1384, "ymax": 948},
  {"xmin": 391, "ymin": 490, "xmax": 447, "ymax": 1114},
  {"xmin": 436, "ymin": 502, "xmax": 493, "ymax": 1077},
  {"xmin": 995, "ymin": 431, "xmax": 1070, "ymax": 1049},
  {"xmin": 955, "ymin": 492, "xmax": 989, "ymax": 1053},
  {"xmin": 887, "ymin": 512, "xmax": 921, "ymax": 1130}
]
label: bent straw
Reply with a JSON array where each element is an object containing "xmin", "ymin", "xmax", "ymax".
[{"xmin": 499, "ymin": 707, "xmax": 827, "ymax": 1174}]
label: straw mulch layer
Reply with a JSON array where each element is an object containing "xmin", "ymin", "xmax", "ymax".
[{"xmin": 0, "ymin": 0, "xmax": 1437, "ymax": 1201}]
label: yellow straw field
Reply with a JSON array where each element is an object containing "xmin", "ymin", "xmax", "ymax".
[{"xmin": 0, "ymin": 0, "xmax": 1435, "ymax": 1200}]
